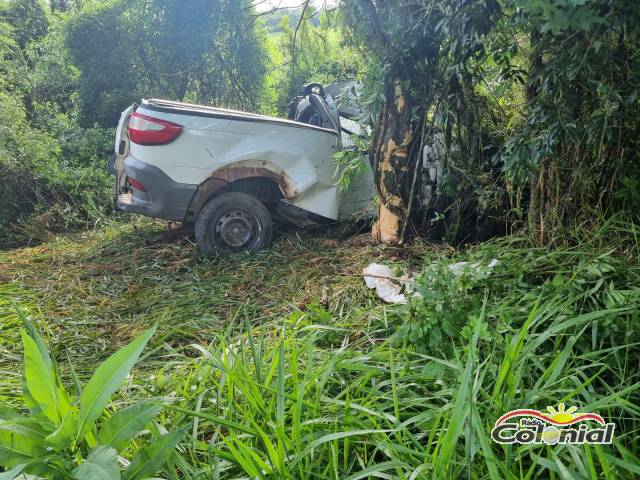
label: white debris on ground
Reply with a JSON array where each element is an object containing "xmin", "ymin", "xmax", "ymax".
[
  {"xmin": 362, "ymin": 263, "xmax": 418, "ymax": 304},
  {"xmin": 446, "ymin": 258, "xmax": 500, "ymax": 276},
  {"xmin": 363, "ymin": 259, "xmax": 499, "ymax": 304}
]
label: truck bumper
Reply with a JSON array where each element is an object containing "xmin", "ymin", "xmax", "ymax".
[{"xmin": 116, "ymin": 157, "xmax": 197, "ymax": 222}]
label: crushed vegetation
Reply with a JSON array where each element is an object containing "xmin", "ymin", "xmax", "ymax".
[
  {"xmin": 2, "ymin": 218, "xmax": 640, "ymax": 479},
  {"xmin": 0, "ymin": 219, "xmax": 429, "ymax": 392}
]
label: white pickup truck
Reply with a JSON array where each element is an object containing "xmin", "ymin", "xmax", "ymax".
[{"xmin": 109, "ymin": 83, "xmax": 374, "ymax": 255}]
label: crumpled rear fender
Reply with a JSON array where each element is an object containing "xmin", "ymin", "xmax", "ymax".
[
  {"xmin": 209, "ymin": 160, "xmax": 299, "ymax": 199},
  {"xmin": 189, "ymin": 152, "xmax": 341, "ymax": 221}
]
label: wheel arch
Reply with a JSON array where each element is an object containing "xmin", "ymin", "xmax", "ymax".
[{"xmin": 186, "ymin": 162, "xmax": 293, "ymax": 222}]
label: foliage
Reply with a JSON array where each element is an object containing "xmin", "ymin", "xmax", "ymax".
[
  {"xmin": 396, "ymin": 220, "xmax": 640, "ymax": 356},
  {"xmin": 271, "ymin": 6, "xmax": 362, "ymax": 113},
  {"xmin": 2, "ymin": 222, "xmax": 640, "ymax": 478},
  {"xmin": 0, "ymin": 0, "xmax": 48, "ymax": 50},
  {"xmin": 332, "ymin": 133, "xmax": 368, "ymax": 190},
  {"xmin": 0, "ymin": 94, "xmax": 113, "ymax": 247},
  {"xmin": 395, "ymin": 256, "xmax": 496, "ymax": 351},
  {"xmin": 500, "ymin": 0, "xmax": 640, "ymax": 239},
  {"xmin": 63, "ymin": 0, "xmax": 137, "ymax": 128},
  {"xmin": 341, "ymin": 0, "xmax": 507, "ymax": 242},
  {"xmin": 341, "ymin": 0, "xmax": 640, "ymax": 242},
  {"xmin": 252, "ymin": 5, "xmax": 365, "ymax": 116},
  {"xmin": 66, "ymin": 0, "xmax": 269, "ymax": 127},
  {"xmin": 0, "ymin": 0, "xmax": 114, "ymax": 248},
  {"xmin": 0, "ymin": 319, "xmax": 186, "ymax": 480}
]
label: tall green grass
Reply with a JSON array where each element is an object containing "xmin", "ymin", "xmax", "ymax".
[
  {"xmin": 144, "ymin": 226, "xmax": 640, "ymax": 479},
  {"xmin": 1, "ymin": 220, "xmax": 639, "ymax": 478}
]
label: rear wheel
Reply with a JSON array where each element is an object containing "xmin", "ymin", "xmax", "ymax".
[{"xmin": 195, "ymin": 192, "xmax": 272, "ymax": 255}]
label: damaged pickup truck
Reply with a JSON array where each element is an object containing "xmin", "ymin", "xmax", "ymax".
[{"xmin": 109, "ymin": 83, "xmax": 373, "ymax": 254}]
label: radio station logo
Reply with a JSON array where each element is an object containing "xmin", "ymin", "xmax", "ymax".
[{"xmin": 491, "ymin": 403, "xmax": 615, "ymax": 445}]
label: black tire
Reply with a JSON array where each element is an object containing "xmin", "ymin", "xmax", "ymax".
[{"xmin": 195, "ymin": 192, "xmax": 272, "ymax": 255}]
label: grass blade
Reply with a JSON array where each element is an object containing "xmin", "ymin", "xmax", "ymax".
[{"xmin": 76, "ymin": 325, "xmax": 156, "ymax": 444}]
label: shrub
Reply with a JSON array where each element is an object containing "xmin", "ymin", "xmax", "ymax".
[{"xmin": 0, "ymin": 319, "xmax": 186, "ymax": 480}]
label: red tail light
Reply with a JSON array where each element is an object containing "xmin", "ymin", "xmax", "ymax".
[
  {"xmin": 128, "ymin": 112, "xmax": 183, "ymax": 145},
  {"xmin": 128, "ymin": 178, "xmax": 147, "ymax": 192}
]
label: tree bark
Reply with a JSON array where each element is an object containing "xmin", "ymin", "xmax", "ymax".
[
  {"xmin": 370, "ymin": 80, "xmax": 414, "ymax": 243},
  {"xmin": 176, "ymin": 75, "xmax": 190, "ymax": 102},
  {"xmin": 526, "ymin": 29, "xmax": 545, "ymax": 241},
  {"xmin": 351, "ymin": 0, "xmax": 418, "ymax": 243}
]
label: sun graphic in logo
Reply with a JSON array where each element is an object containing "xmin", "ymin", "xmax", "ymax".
[{"xmin": 546, "ymin": 403, "xmax": 578, "ymax": 425}]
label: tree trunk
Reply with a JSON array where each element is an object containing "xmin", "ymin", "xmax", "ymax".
[
  {"xmin": 176, "ymin": 75, "xmax": 190, "ymax": 102},
  {"xmin": 526, "ymin": 29, "xmax": 545, "ymax": 242},
  {"xmin": 370, "ymin": 80, "xmax": 414, "ymax": 243}
]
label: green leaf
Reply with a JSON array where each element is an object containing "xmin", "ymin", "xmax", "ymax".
[
  {"xmin": 164, "ymin": 404, "xmax": 257, "ymax": 436},
  {"xmin": 125, "ymin": 427, "xmax": 187, "ymax": 480},
  {"xmin": 76, "ymin": 326, "xmax": 156, "ymax": 444},
  {"xmin": 0, "ymin": 418, "xmax": 48, "ymax": 467},
  {"xmin": 219, "ymin": 435, "xmax": 270, "ymax": 478},
  {"xmin": 290, "ymin": 429, "xmax": 393, "ymax": 467},
  {"xmin": 98, "ymin": 401, "xmax": 162, "ymax": 452},
  {"xmin": 0, "ymin": 422, "xmax": 47, "ymax": 468},
  {"xmin": 45, "ymin": 408, "xmax": 78, "ymax": 449},
  {"xmin": 0, "ymin": 407, "xmax": 19, "ymax": 421},
  {"xmin": 21, "ymin": 328, "xmax": 71, "ymax": 425},
  {"xmin": 20, "ymin": 379, "xmax": 42, "ymax": 418},
  {"xmin": 73, "ymin": 446, "xmax": 121, "ymax": 480},
  {"xmin": 344, "ymin": 461, "xmax": 409, "ymax": 480},
  {"xmin": 0, "ymin": 464, "xmax": 27, "ymax": 480},
  {"xmin": 0, "ymin": 418, "xmax": 47, "ymax": 443},
  {"xmin": 433, "ymin": 309, "xmax": 483, "ymax": 476}
]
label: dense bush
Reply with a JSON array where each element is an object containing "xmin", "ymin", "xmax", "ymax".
[
  {"xmin": 397, "ymin": 221, "xmax": 640, "ymax": 352},
  {"xmin": 342, "ymin": 0, "xmax": 640, "ymax": 243},
  {"xmin": 0, "ymin": 2, "xmax": 114, "ymax": 248},
  {"xmin": 0, "ymin": 87, "xmax": 113, "ymax": 248}
]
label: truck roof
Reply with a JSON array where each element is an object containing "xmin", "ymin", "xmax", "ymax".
[{"xmin": 142, "ymin": 99, "xmax": 337, "ymax": 135}]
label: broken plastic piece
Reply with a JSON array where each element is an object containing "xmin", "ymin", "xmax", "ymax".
[{"xmin": 362, "ymin": 263, "xmax": 416, "ymax": 304}]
